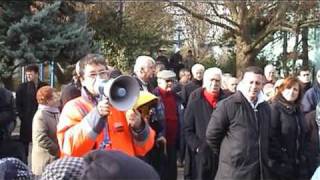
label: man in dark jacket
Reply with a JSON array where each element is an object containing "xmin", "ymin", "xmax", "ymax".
[
  {"xmin": 15, "ymin": 64, "xmax": 48, "ymax": 161},
  {"xmin": 0, "ymin": 86, "xmax": 26, "ymax": 163},
  {"xmin": 133, "ymin": 56, "xmax": 156, "ymax": 92},
  {"xmin": 184, "ymin": 67, "xmax": 226, "ymax": 180},
  {"xmin": 180, "ymin": 63, "xmax": 205, "ymax": 107},
  {"xmin": 180, "ymin": 63, "xmax": 205, "ymax": 179},
  {"xmin": 298, "ymin": 67, "xmax": 312, "ymax": 95},
  {"xmin": 302, "ymin": 69, "xmax": 320, "ymax": 114},
  {"xmin": 156, "ymin": 49, "xmax": 169, "ymax": 70},
  {"xmin": 206, "ymin": 66, "xmax": 271, "ymax": 180}
]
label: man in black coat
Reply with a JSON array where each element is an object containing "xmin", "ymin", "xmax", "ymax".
[
  {"xmin": 180, "ymin": 63, "xmax": 205, "ymax": 107},
  {"xmin": 133, "ymin": 56, "xmax": 156, "ymax": 92},
  {"xmin": 206, "ymin": 66, "xmax": 271, "ymax": 180},
  {"xmin": 180, "ymin": 63, "xmax": 205, "ymax": 179},
  {"xmin": 15, "ymin": 64, "xmax": 47, "ymax": 161},
  {"xmin": 184, "ymin": 67, "xmax": 226, "ymax": 180},
  {"xmin": 0, "ymin": 86, "xmax": 26, "ymax": 163}
]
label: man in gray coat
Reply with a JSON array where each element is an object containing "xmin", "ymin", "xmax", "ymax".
[{"xmin": 206, "ymin": 66, "xmax": 271, "ymax": 180}]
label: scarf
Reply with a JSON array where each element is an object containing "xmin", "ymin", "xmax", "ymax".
[
  {"xmin": 38, "ymin": 104, "xmax": 60, "ymax": 113},
  {"xmin": 203, "ymin": 89, "xmax": 220, "ymax": 108}
]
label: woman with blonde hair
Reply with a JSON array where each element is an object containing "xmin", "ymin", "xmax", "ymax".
[{"xmin": 32, "ymin": 86, "xmax": 60, "ymax": 176}]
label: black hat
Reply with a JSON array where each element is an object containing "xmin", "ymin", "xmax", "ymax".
[{"xmin": 80, "ymin": 150, "xmax": 160, "ymax": 180}]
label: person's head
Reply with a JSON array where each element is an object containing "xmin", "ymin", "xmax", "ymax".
[
  {"xmin": 133, "ymin": 91, "xmax": 158, "ymax": 120},
  {"xmin": 134, "ymin": 56, "xmax": 156, "ymax": 82},
  {"xmin": 227, "ymin": 77, "xmax": 238, "ymax": 93},
  {"xmin": 157, "ymin": 70, "xmax": 176, "ymax": 91},
  {"xmin": 276, "ymin": 76, "xmax": 301, "ymax": 103},
  {"xmin": 187, "ymin": 50, "xmax": 193, "ymax": 56},
  {"xmin": 240, "ymin": 66, "xmax": 264, "ymax": 102},
  {"xmin": 80, "ymin": 150, "xmax": 160, "ymax": 180},
  {"xmin": 41, "ymin": 157, "xmax": 85, "ymax": 180},
  {"xmin": 25, "ymin": 64, "xmax": 39, "ymax": 82},
  {"xmin": 79, "ymin": 54, "xmax": 108, "ymax": 96},
  {"xmin": 179, "ymin": 68, "xmax": 191, "ymax": 85},
  {"xmin": 203, "ymin": 67, "xmax": 222, "ymax": 94},
  {"xmin": 298, "ymin": 67, "xmax": 311, "ymax": 83},
  {"xmin": 317, "ymin": 69, "xmax": 320, "ymax": 84},
  {"xmin": 191, "ymin": 63, "xmax": 205, "ymax": 81},
  {"xmin": 273, "ymin": 79, "xmax": 284, "ymax": 95},
  {"xmin": 37, "ymin": 86, "xmax": 60, "ymax": 108},
  {"xmin": 264, "ymin": 64, "xmax": 276, "ymax": 82},
  {"xmin": 0, "ymin": 157, "xmax": 33, "ymax": 180},
  {"xmin": 155, "ymin": 63, "xmax": 166, "ymax": 74},
  {"xmin": 158, "ymin": 48, "xmax": 165, "ymax": 56}
]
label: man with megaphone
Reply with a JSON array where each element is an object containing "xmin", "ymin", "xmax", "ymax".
[{"xmin": 57, "ymin": 54, "xmax": 155, "ymax": 158}]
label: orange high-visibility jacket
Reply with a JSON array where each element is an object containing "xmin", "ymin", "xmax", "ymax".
[{"xmin": 57, "ymin": 96, "xmax": 155, "ymax": 157}]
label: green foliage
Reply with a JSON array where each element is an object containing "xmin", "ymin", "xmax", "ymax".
[
  {"xmin": 90, "ymin": 2, "xmax": 174, "ymax": 72},
  {"xmin": 0, "ymin": 1, "xmax": 32, "ymax": 79},
  {"xmin": 6, "ymin": 1, "xmax": 96, "ymax": 67}
]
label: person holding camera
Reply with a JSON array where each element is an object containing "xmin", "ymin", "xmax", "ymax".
[{"xmin": 57, "ymin": 54, "xmax": 155, "ymax": 157}]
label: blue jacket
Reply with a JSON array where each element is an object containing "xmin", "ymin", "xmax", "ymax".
[{"xmin": 302, "ymin": 82, "xmax": 320, "ymax": 113}]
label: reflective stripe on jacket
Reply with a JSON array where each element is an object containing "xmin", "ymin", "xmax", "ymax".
[{"xmin": 57, "ymin": 96, "xmax": 155, "ymax": 157}]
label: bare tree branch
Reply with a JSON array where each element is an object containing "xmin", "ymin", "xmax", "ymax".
[
  {"xmin": 168, "ymin": 1, "xmax": 239, "ymax": 35},
  {"xmin": 207, "ymin": 2, "xmax": 240, "ymax": 28},
  {"xmin": 224, "ymin": 1, "xmax": 237, "ymax": 16},
  {"xmin": 299, "ymin": 19, "xmax": 320, "ymax": 28}
]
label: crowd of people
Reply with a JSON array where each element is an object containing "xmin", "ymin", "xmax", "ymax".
[{"xmin": 1, "ymin": 49, "xmax": 320, "ymax": 180}]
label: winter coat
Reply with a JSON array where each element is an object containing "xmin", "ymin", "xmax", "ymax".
[
  {"xmin": 0, "ymin": 87, "xmax": 16, "ymax": 140},
  {"xmin": 269, "ymin": 96, "xmax": 312, "ymax": 179},
  {"xmin": 304, "ymin": 110, "xmax": 319, "ymax": 174},
  {"xmin": 31, "ymin": 106, "xmax": 60, "ymax": 175},
  {"xmin": 153, "ymin": 87, "xmax": 184, "ymax": 147},
  {"xmin": 184, "ymin": 88, "xmax": 226, "ymax": 180},
  {"xmin": 16, "ymin": 81, "xmax": 48, "ymax": 143},
  {"xmin": 57, "ymin": 88, "xmax": 155, "ymax": 157},
  {"xmin": 206, "ymin": 91, "xmax": 271, "ymax": 180},
  {"xmin": 180, "ymin": 79, "xmax": 202, "ymax": 107},
  {"xmin": 301, "ymin": 82, "xmax": 320, "ymax": 114}
]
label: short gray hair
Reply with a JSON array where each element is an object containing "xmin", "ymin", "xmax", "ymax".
[
  {"xmin": 203, "ymin": 67, "xmax": 223, "ymax": 88},
  {"xmin": 134, "ymin": 56, "xmax": 155, "ymax": 73},
  {"xmin": 191, "ymin": 63, "xmax": 205, "ymax": 76}
]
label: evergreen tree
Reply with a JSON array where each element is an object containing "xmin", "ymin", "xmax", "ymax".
[
  {"xmin": 0, "ymin": 1, "xmax": 32, "ymax": 88},
  {"xmin": 6, "ymin": 1, "xmax": 96, "ymax": 84}
]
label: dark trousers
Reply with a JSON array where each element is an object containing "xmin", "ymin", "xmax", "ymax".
[
  {"xmin": 0, "ymin": 139, "xmax": 27, "ymax": 164},
  {"xmin": 145, "ymin": 142, "xmax": 167, "ymax": 180},
  {"xmin": 184, "ymin": 146, "xmax": 197, "ymax": 180},
  {"xmin": 21, "ymin": 141, "xmax": 30, "ymax": 164},
  {"xmin": 164, "ymin": 144, "xmax": 177, "ymax": 180},
  {"xmin": 195, "ymin": 145, "xmax": 218, "ymax": 180}
]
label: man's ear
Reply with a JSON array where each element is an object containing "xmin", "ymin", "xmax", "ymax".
[{"xmin": 140, "ymin": 68, "xmax": 145, "ymax": 74}]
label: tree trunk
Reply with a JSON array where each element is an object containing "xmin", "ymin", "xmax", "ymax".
[
  {"xmin": 54, "ymin": 63, "xmax": 72, "ymax": 86},
  {"xmin": 282, "ymin": 31, "xmax": 289, "ymax": 77},
  {"xmin": 292, "ymin": 28, "xmax": 300, "ymax": 74},
  {"xmin": 235, "ymin": 37, "xmax": 256, "ymax": 78},
  {"xmin": 301, "ymin": 27, "xmax": 309, "ymax": 67}
]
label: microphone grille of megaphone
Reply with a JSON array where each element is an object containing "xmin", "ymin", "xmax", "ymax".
[{"xmin": 105, "ymin": 75, "xmax": 140, "ymax": 111}]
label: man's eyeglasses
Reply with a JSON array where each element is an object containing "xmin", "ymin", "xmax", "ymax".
[{"xmin": 87, "ymin": 70, "xmax": 109, "ymax": 79}]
